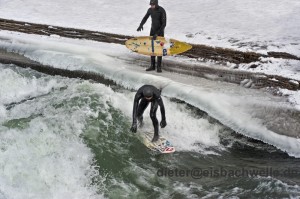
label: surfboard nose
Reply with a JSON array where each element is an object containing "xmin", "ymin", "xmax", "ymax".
[{"xmin": 169, "ymin": 39, "xmax": 192, "ymax": 55}]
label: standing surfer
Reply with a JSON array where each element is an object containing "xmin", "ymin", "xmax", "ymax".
[{"xmin": 137, "ymin": 0, "xmax": 167, "ymax": 73}]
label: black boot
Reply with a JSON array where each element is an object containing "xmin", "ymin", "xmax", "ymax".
[
  {"xmin": 146, "ymin": 56, "xmax": 156, "ymax": 71},
  {"xmin": 157, "ymin": 56, "xmax": 162, "ymax": 73}
]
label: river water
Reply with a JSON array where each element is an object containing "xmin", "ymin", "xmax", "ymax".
[
  {"xmin": 1, "ymin": 65, "xmax": 300, "ymax": 199},
  {"xmin": 1, "ymin": 31, "xmax": 300, "ymax": 198}
]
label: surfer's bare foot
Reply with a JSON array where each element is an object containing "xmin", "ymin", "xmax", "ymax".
[{"xmin": 151, "ymin": 135, "xmax": 159, "ymax": 142}]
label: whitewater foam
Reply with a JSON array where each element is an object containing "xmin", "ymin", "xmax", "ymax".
[
  {"xmin": 0, "ymin": 67, "xmax": 105, "ymax": 199},
  {"xmin": 0, "ymin": 31, "xmax": 299, "ymax": 157}
]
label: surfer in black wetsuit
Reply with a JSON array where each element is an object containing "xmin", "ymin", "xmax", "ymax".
[
  {"xmin": 137, "ymin": 0, "xmax": 167, "ymax": 73},
  {"xmin": 130, "ymin": 85, "xmax": 167, "ymax": 142}
]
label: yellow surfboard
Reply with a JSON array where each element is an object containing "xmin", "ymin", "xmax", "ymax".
[{"xmin": 125, "ymin": 36, "xmax": 192, "ymax": 56}]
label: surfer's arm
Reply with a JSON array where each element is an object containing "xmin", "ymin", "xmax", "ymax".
[
  {"xmin": 158, "ymin": 97, "xmax": 166, "ymax": 121},
  {"xmin": 157, "ymin": 8, "xmax": 166, "ymax": 35},
  {"xmin": 158, "ymin": 97, "xmax": 167, "ymax": 128},
  {"xmin": 140, "ymin": 9, "xmax": 151, "ymax": 27},
  {"xmin": 130, "ymin": 93, "xmax": 141, "ymax": 133},
  {"xmin": 132, "ymin": 94, "xmax": 141, "ymax": 124}
]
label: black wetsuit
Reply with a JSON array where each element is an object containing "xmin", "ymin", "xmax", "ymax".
[
  {"xmin": 138, "ymin": 4, "xmax": 167, "ymax": 72},
  {"xmin": 131, "ymin": 85, "xmax": 166, "ymax": 141},
  {"xmin": 139, "ymin": 6, "xmax": 167, "ymax": 37}
]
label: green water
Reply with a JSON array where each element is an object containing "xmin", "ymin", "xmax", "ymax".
[
  {"xmin": 78, "ymin": 91, "xmax": 300, "ymax": 198},
  {"xmin": 82, "ymin": 103, "xmax": 300, "ymax": 198}
]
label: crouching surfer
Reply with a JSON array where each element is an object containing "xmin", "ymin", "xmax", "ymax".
[{"xmin": 130, "ymin": 85, "xmax": 167, "ymax": 142}]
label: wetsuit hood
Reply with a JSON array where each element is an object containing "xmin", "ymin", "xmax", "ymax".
[
  {"xmin": 149, "ymin": 0, "xmax": 158, "ymax": 6},
  {"xmin": 143, "ymin": 87, "xmax": 154, "ymax": 98}
]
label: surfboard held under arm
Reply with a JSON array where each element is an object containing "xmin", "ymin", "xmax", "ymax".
[
  {"xmin": 125, "ymin": 36, "xmax": 192, "ymax": 56},
  {"xmin": 137, "ymin": 131, "xmax": 175, "ymax": 154}
]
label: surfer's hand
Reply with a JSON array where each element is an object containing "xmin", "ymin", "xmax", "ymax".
[
  {"xmin": 137, "ymin": 26, "xmax": 143, "ymax": 31},
  {"xmin": 130, "ymin": 123, "xmax": 137, "ymax": 133},
  {"xmin": 160, "ymin": 120, "xmax": 167, "ymax": 128},
  {"xmin": 153, "ymin": 34, "xmax": 158, "ymax": 40}
]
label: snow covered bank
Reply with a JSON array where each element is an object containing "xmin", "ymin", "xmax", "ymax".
[{"xmin": 0, "ymin": 0, "xmax": 299, "ymax": 55}]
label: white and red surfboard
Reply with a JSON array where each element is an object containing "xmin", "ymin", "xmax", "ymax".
[{"xmin": 137, "ymin": 131, "xmax": 175, "ymax": 154}]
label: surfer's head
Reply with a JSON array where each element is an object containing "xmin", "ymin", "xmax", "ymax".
[
  {"xmin": 143, "ymin": 87, "xmax": 154, "ymax": 101},
  {"xmin": 150, "ymin": 0, "xmax": 158, "ymax": 8}
]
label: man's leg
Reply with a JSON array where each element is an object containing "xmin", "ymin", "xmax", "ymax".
[
  {"xmin": 146, "ymin": 56, "xmax": 156, "ymax": 71},
  {"xmin": 156, "ymin": 31, "xmax": 164, "ymax": 73},
  {"xmin": 157, "ymin": 56, "xmax": 162, "ymax": 73},
  {"xmin": 137, "ymin": 98, "xmax": 149, "ymax": 127},
  {"xmin": 150, "ymin": 101, "xmax": 159, "ymax": 142},
  {"xmin": 146, "ymin": 29, "xmax": 156, "ymax": 71}
]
